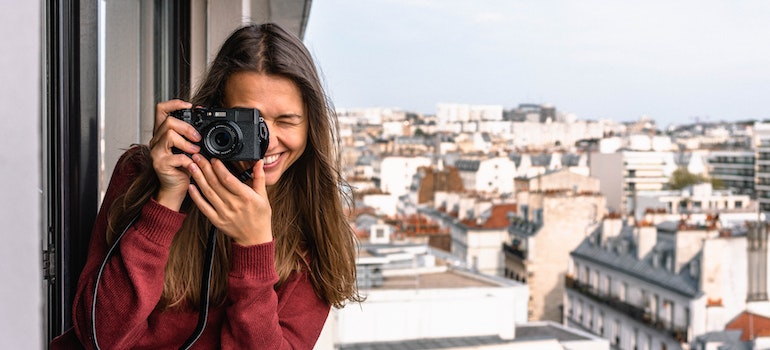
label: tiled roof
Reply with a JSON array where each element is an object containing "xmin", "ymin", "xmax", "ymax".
[
  {"xmin": 726, "ymin": 311, "xmax": 770, "ymax": 341},
  {"xmin": 461, "ymin": 204, "xmax": 517, "ymax": 229}
]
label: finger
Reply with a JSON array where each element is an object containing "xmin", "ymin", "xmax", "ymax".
[
  {"xmin": 150, "ymin": 126, "xmax": 201, "ymax": 156},
  {"xmin": 251, "ymin": 160, "xmax": 267, "ymax": 196},
  {"xmin": 155, "ymin": 99, "xmax": 192, "ymax": 131},
  {"xmin": 211, "ymin": 159, "xmax": 248, "ymax": 195},
  {"xmin": 189, "ymin": 154, "xmax": 225, "ymax": 207},
  {"xmin": 188, "ymin": 183, "xmax": 219, "ymax": 223},
  {"xmin": 162, "ymin": 153, "xmax": 196, "ymax": 170},
  {"xmin": 162, "ymin": 114, "xmax": 203, "ymax": 143}
]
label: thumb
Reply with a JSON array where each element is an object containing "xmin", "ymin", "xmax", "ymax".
[{"xmin": 251, "ymin": 159, "xmax": 267, "ymax": 196}]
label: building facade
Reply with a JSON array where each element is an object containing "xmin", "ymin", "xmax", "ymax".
[
  {"xmin": 565, "ymin": 215, "xmax": 767, "ymax": 350},
  {"xmin": 504, "ymin": 170, "xmax": 606, "ymax": 322},
  {"xmin": 707, "ymin": 150, "xmax": 755, "ymax": 198},
  {"xmin": 590, "ymin": 150, "xmax": 676, "ymax": 215},
  {"xmin": 455, "ymin": 157, "xmax": 517, "ymax": 195},
  {"xmin": 755, "ymin": 123, "xmax": 770, "ymax": 215}
]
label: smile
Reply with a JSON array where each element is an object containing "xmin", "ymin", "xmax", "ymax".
[{"xmin": 264, "ymin": 153, "xmax": 280, "ymax": 165}]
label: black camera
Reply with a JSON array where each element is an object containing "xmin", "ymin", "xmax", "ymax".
[{"xmin": 171, "ymin": 107, "xmax": 269, "ymax": 161}]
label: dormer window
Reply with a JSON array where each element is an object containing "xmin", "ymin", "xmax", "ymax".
[{"xmin": 690, "ymin": 259, "xmax": 700, "ymax": 278}]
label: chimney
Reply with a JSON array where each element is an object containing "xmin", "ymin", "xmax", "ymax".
[
  {"xmin": 602, "ymin": 213, "xmax": 623, "ymax": 244},
  {"xmin": 636, "ymin": 223, "xmax": 657, "ymax": 260}
]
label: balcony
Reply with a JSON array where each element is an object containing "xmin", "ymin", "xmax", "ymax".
[
  {"xmin": 509, "ymin": 219, "xmax": 541, "ymax": 236},
  {"xmin": 565, "ymin": 276, "xmax": 689, "ymax": 343},
  {"xmin": 502, "ymin": 242, "xmax": 527, "ymax": 260}
]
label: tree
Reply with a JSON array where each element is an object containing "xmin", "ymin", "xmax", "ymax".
[{"xmin": 668, "ymin": 167, "xmax": 707, "ymax": 190}]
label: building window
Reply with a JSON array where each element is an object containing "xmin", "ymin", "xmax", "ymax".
[
  {"xmin": 598, "ymin": 311, "xmax": 604, "ymax": 336},
  {"xmin": 619, "ymin": 282, "xmax": 627, "ymax": 302},
  {"xmin": 577, "ymin": 300, "xmax": 583, "ymax": 322},
  {"xmin": 663, "ymin": 299, "xmax": 673, "ymax": 328}
]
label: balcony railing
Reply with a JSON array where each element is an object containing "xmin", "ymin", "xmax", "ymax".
[
  {"xmin": 565, "ymin": 276, "xmax": 689, "ymax": 343},
  {"xmin": 502, "ymin": 242, "xmax": 527, "ymax": 260}
]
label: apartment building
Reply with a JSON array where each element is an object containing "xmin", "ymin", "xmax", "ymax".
[
  {"xmin": 318, "ymin": 241, "xmax": 609, "ymax": 350},
  {"xmin": 317, "ymin": 242, "xmax": 528, "ymax": 349},
  {"xmin": 707, "ymin": 149, "xmax": 755, "ymax": 198},
  {"xmin": 455, "ymin": 156, "xmax": 517, "ymax": 194},
  {"xmin": 379, "ymin": 155, "xmax": 432, "ymax": 198},
  {"xmin": 510, "ymin": 120, "xmax": 605, "ymax": 149},
  {"xmin": 564, "ymin": 215, "xmax": 768, "ymax": 350},
  {"xmin": 590, "ymin": 150, "xmax": 676, "ymax": 215},
  {"xmin": 755, "ymin": 123, "xmax": 770, "ymax": 215},
  {"xmin": 503, "ymin": 170, "xmax": 607, "ymax": 322},
  {"xmin": 633, "ymin": 183, "xmax": 752, "ymax": 219},
  {"xmin": 420, "ymin": 193, "xmax": 515, "ymax": 276}
]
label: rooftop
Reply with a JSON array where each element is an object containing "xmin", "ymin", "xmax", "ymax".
[
  {"xmin": 570, "ymin": 224, "xmax": 702, "ymax": 298},
  {"xmin": 375, "ymin": 269, "xmax": 500, "ymax": 290},
  {"xmin": 337, "ymin": 321, "xmax": 603, "ymax": 350}
]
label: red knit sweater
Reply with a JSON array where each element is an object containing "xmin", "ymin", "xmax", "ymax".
[{"xmin": 51, "ymin": 148, "xmax": 330, "ymax": 349}]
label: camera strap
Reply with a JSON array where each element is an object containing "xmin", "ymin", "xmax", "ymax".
[
  {"xmin": 91, "ymin": 216, "xmax": 217, "ymax": 350},
  {"xmin": 223, "ymin": 161, "xmax": 254, "ymax": 183},
  {"xmin": 179, "ymin": 225, "xmax": 217, "ymax": 349}
]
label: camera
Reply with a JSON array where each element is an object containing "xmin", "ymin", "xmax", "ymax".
[{"xmin": 171, "ymin": 107, "xmax": 269, "ymax": 161}]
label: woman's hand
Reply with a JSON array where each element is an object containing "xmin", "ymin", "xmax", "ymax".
[
  {"xmin": 187, "ymin": 156, "xmax": 273, "ymax": 246},
  {"xmin": 148, "ymin": 99, "xmax": 201, "ymax": 211}
]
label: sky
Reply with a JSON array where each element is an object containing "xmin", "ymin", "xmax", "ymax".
[{"xmin": 303, "ymin": 0, "xmax": 770, "ymax": 127}]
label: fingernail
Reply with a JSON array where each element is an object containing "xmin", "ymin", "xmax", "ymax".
[{"xmin": 193, "ymin": 131, "xmax": 202, "ymax": 140}]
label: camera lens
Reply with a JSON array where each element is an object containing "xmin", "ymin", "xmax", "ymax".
[
  {"xmin": 203, "ymin": 122, "xmax": 242, "ymax": 158},
  {"xmin": 214, "ymin": 131, "xmax": 231, "ymax": 148}
]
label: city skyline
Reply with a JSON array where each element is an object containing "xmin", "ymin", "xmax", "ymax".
[{"xmin": 303, "ymin": 0, "xmax": 770, "ymax": 127}]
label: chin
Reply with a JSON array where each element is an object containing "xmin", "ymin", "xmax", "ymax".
[{"xmin": 263, "ymin": 174, "xmax": 280, "ymax": 187}]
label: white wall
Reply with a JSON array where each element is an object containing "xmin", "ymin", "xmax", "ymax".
[
  {"xmin": 330, "ymin": 282, "xmax": 525, "ymax": 345},
  {"xmin": 379, "ymin": 156, "xmax": 431, "ymax": 198},
  {"xmin": 0, "ymin": 1, "xmax": 43, "ymax": 348}
]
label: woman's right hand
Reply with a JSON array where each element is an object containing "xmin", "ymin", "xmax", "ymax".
[{"xmin": 148, "ymin": 99, "xmax": 201, "ymax": 211}]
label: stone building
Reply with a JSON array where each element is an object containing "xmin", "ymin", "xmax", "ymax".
[{"xmin": 503, "ymin": 169, "xmax": 607, "ymax": 322}]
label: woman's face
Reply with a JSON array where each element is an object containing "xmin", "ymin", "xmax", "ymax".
[{"xmin": 223, "ymin": 71, "xmax": 308, "ymax": 187}]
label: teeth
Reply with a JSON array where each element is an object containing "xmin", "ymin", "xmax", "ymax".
[{"xmin": 264, "ymin": 154, "xmax": 279, "ymax": 165}]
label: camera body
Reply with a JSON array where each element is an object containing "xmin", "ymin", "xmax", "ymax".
[{"xmin": 171, "ymin": 107, "xmax": 269, "ymax": 161}]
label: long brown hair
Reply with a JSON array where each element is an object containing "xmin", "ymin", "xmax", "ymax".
[{"xmin": 106, "ymin": 23, "xmax": 362, "ymax": 309}]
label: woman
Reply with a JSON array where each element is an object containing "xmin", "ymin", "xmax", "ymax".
[{"xmin": 52, "ymin": 22, "xmax": 362, "ymax": 349}]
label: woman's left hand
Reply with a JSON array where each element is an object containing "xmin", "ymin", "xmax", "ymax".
[{"xmin": 187, "ymin": 154, "xmax": 273, "ymax": 246}]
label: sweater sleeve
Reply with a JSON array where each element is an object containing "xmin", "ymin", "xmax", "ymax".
[
  {"xmin": 221, "ymin": 242, "xmax": 331, "ymax": 349},
  {"xmin": 71, "ymin": 148, "xmax": 187, "ymax": 349}
]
